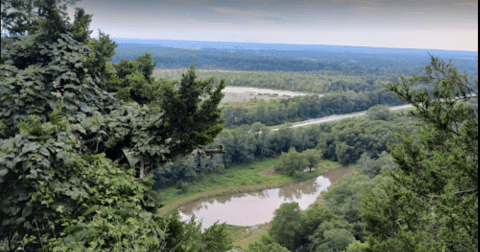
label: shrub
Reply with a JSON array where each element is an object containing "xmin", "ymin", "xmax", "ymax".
[{"xmin": 176, "ymin": 181, "xmax": 190, "ymax": 194}]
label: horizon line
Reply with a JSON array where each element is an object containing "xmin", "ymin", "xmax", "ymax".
[{"xmin": 106, "ymin": 37, "xmax": 479, "ymax": 53}]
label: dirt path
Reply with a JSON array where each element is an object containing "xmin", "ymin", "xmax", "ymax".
[{"xmin": 270, "ymin": 104, "xmax": 414, "ymax": 131}]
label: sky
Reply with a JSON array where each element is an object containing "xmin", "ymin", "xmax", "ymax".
[{"xmin": 68, "ymin": 0, "xmax": 478, "ymax": 51}]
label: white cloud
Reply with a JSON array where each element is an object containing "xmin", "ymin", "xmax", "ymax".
[{"xmin": 212, "ymin": 7, "xmax": 270, "ymax": 18}]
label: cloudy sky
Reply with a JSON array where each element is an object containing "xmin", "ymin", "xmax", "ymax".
[{"xmin": 68, "ymin": 0, "xmax": 478, "ymax": 51}]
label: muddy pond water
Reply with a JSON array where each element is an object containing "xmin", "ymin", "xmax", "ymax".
[{"xmin": 178, "ymin": 168, "xmax": 352, "ymax": 229}]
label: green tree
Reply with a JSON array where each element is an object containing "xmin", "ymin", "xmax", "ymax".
[
  {"xmin": 247, "ymin": 240, "xmax": 291, "ymax": 252},
  {"xmin": 299, "ymin": 203, "xmax": 337, "ymax": 246},
  {"xmin": 275, "ymin": 147, "xmax": 308, "ymax": 177},
  {"xmin": 269, "ymin": 202, "xmax": 303, "ymax": 250},
  {"xmin": 345, "ymin": 240, "xmax": 368, "ymax": 252},
  {"xmin": 335, "ymin": 142, "xmax": 355, "ymax": 166},
  {"xmin": 161, "ymin": 64, "xmax": 226, "ymax": 161},
  {"xmin": 357, "ymin": 151, "xmax": 397, "ymax": 178},
  {"xmin": 308, "ymin": 219, "xmax": 355, "ymax": 252},
  {"xmin": 302, "ymin": 148, "xmax": 322, "ymax": 172},
  {"xmin": 361, "ymin": 57, "xmax": 478, "ymax": 251},
  {"xmin": 365, "ymin": 104, "xmax": 393, "ymax": 121},
  {"xmin": 314, "ymin": 228, "xmax": 356, "ymax": 252},
  {"xmin": 323, "ymin": 173, "xmax": 373, "ymax": 241}
]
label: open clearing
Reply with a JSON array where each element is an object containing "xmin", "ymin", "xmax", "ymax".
[{"xmin": 221, "ymin": 86, "xmax": 323, "ymax": 105}]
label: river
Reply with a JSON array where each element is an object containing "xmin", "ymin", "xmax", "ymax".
[{"xmin": 178, "ymin": 168, "xmax": 353, "ymax": 229}]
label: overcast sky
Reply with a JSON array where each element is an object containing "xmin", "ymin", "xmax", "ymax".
[{"xmin": 68, "ymin": 0, "xmax": 478, "ymax": 51}]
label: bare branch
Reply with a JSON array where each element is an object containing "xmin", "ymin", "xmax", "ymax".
[{"xmin": 428, "ymin": 189, "xmax": 478, "ymax": 199}]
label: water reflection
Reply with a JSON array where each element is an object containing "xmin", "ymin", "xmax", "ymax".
[
  {"xmin": 177, "ymin": 170, "xmax": 351, "ymax": 229},
  {"xmin": 278, "ymin": 176, "xmax": 320, "ymax": 201}
]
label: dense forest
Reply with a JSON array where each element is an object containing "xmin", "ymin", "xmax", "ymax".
[{"xmin": 112, "ymin": 43, "xmax": 478, "ymax": 76}]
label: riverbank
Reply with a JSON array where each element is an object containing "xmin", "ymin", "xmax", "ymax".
[
  {"xmin": 156, "ymin": 156, "xmax": 355, "ymax": 250},
  {"xmin": 157, "ymin": 158, "xmax": 342, "ymax": 215}
]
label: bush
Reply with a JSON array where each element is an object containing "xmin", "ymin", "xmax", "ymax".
[
  {"xmin": 269, "ymin": 202, "xmax": 303, "ymax": 250},
  {"xmin": 292, "ymin": 171, "xmax": 304, "ymax": 178},
  {"xmin": 365, "ymin": 105, "xmax": 393, "ymax": 121},
  {"xmin": 176, "ymin": 181, "xmax": 190, "ymax": 194},
  {"xmin": 275, "ymin": 148, "xmax": 308, "ymax": 176},
  {"xmin": 210, "ymin": 175, "xmax": 217, "ymax": 183},
  {"xmin": 248, "ymin": 240, "xmax": 291, "ymax": 252}
]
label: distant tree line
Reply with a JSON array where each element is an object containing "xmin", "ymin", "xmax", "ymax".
[
  {"xmin": 112, "ymin": 44, "xmax": 329, "ymax": 72},
  {"xmin": 112, "ymin": 43, "xmax": 478, "ymax": 76},
  {"xmin": 221, "ymin": 91, "xmax": 407, "ymax": 128},
  {"xmin": 155, "ymin": 69, "xmax": 394, "ymax": 94}
]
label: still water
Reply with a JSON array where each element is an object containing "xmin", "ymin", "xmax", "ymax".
[{"xmin": 178, "ymin": 168, "xmax": 352, "ymax": 229}]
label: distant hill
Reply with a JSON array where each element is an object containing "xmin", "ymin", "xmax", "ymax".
[{"xmin": 111, "ymin": 38, "xmax": 478, "ymax": 58}]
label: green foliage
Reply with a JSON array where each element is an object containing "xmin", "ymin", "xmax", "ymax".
[
  {"xmin": 299, "ymin": 204, "xmax": 337, "ymax": 245},
  {"xmin": 247, "ymin": 240, "xmax": 291, "ymax": 252},
  {"xmin": 268, "ymin": 202, "xmax": 303, "ymax": 250},
  {"xmin": 221, "ymin": 91, "xmax": 405, "ymax": 128},
  {"xmin": 324, "ymin": 118, "xmax": 410, "ymax": 165},
  {"xmin": 160, "ymin": 64, "xmax": 226, "ymax": 159},
  {"xmin": 1, "ymin": 27, "xmax": 115, "ymax": 138},
  {"xmin": 357, "ymin": 151, "xmax": 397, "ymax": 178},
  {"xmin": 0, "ymin": 109, "xmax": 166, "ymax": 251},
  {"xmin": 313, "ymin": 228, "xmax": 356, "ymax": 252},
  {"xmin": 322, "ymin": 173, "xmax": 374, "ymax": 242},
  {"xmin": 70, "ymin": 7, "xmax": 92, "ymax": 42},
  {"xmin": 264, "ymin": 173, "xmax": 373, "ymax": 252},
  {"xmin": 84, "ymin": 31, "xmax": 117, "ymax": 81},
  {"xmin": 345, "ymin": 240, "xmax": 368, "ymax": 252},
  {"xmin": 99, "ymin": 53, "xmax": 164, "ymax": 105},
  {"xmin": 361, "ymin": 57, "xmax": 478, "ymax": 251},
  {"xmin": 302, "ymin": 148, "xmax": 323, "ymax": 172},
  {"xmin": 197, "ymin": 221, "xmax": 234, "ymax": 252},
  {"xmin": 1, "ymin": 0, "xmax": 77, "ymax": 38},
  {"xmin": 206, "ymin": 111, "xmax": 414, "ymax": 169},
  {"xmin": 274, "ymin": 147, "xmax": 323, "ymax": 176},
  {"xmin": 275, "ymin": 148, "xmax": 308, "ymax": 176},
  {"xmin": 365, "ymin": 104, "xmax": 393, "ymax": 121},
  {"xmin": 0, "ymin": 1, "xmax": 230, "ymax": 251}
]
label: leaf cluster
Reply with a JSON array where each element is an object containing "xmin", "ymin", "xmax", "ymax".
[{"xmin": 362, "ymin": 56, "xmax": 478, "ymax": 251}]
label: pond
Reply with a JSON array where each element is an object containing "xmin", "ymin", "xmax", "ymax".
[{"xmin": 178, "ymin": 168, "xmax": 352, "ymax": 229}]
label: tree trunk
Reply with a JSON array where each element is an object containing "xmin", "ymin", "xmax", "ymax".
[
  {"xmin": 139, "ymin": 157, "xmax": 145, "ymax": 179},
  {"xmin": 203, "ymin": 149, "xmax": 226, "ymax": 154}
]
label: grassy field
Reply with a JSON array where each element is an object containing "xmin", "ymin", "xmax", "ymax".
[
  {"xmin": 224, "ymin": 223, "xmax": 272, "ymax": 250},
  {"xmin": 157, "ymin": 157, "xmax": 341, "ymax": 215}
]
